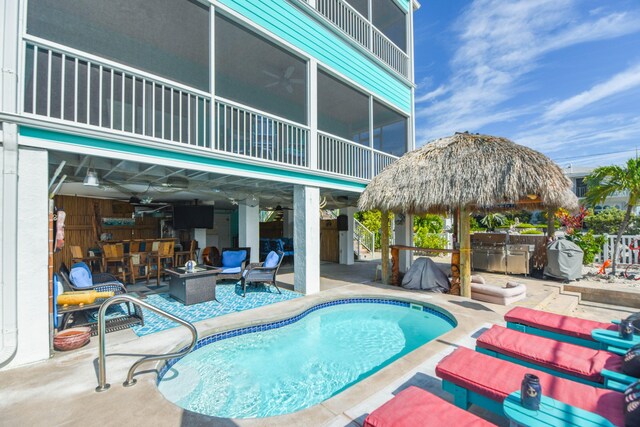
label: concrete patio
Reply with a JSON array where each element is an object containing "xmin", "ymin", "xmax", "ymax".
[{"xmin": 0, "ymin": 258, "xmax": 632, "ymax": 427}]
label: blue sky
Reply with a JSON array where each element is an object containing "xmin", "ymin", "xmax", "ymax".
[{"xmin": 412, "ymin": 0, "xmax": 640, "ymax": 168}]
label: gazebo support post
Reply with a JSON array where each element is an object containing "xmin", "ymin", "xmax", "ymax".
[
  {"xmin": 459, "ymin": 205, "xmax": 472, "ymax": 298},
  {"xmin": 381, "ymin": 211, "xmax": 390, "ymax": 285},
  {"xmin": 547, "ymin": 207, "xmax": 556, "ymax": 239}
]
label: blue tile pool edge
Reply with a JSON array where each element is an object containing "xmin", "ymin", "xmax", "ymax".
[{"xmin": 157, "ymin": 297, "xmax": 457, "ymax": 382}]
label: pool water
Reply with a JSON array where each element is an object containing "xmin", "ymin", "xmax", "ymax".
[{"xmin": 158, "ymin": 301, "xmax": 454, "ymax": 419}]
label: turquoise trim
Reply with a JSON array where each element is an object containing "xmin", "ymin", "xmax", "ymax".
[
  {"xmin": 19, "ymin": 126, "xmax": 367, "ymax": 191},
  {"xmin": 601, "ymin": 369, "xmax": 635, "ymax": 392},
  {"xmin": 219, "ymin": 0, "xmax": 412, "ymax": 113},
  {"xmin": 506, "ymin": 321, "xmax": 603, "ymax": 350},
  {"xmin": 442, "ymin": 380, "xmax": 505, "ymax": 416}
]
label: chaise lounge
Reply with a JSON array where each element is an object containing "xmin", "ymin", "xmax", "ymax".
[
  {"xmin": 505, "ymin": 306, "xmax": 619, "ymax": 349},
  {"xmin": 363, "ymin": 386, "xmax": 495, "ymax": 427},
  {"xmin": 435, "ymin": 347, "xmax": 624, "ymax": 426},
  {"xmin": 476, "ymin": 324, "xmax": 633, "ymax": 391}
]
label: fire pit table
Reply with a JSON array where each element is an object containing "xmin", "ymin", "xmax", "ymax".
[{"xmin": 165, "ymin": 265, "xmax": 221, "ymax": 306}]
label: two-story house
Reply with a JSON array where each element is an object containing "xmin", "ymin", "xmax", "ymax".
[
  {"xmin": 0, "ymin": 0, "xmax": 418, "ymax": 368},
  {"xmin": 565, "ymin": 165, "xmax": 638, "ymax": 213}
]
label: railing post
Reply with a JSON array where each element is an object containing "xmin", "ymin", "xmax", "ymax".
[{"xmin": 308, "ymin": 59, "xmax": 318, "ymax": 170}]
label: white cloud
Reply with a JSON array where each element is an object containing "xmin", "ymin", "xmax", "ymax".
[
  {"xmin": 544, "ymin": 63, "xmax": 640, "ymax": 120},
  {"xmin": 415, "ymin": 0, "xmax": 640, "ymax": 144}
]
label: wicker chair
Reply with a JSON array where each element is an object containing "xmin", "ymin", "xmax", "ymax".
[
  {"xmin": 241, "ymin": 251, "xmax": 284, "ymax": 297},
  {"xmin": 216, "ymin": 247, "xmax": 251, "ymax": 281},
  {"xmin": 59, "ymin": 263, "xmax": 127, "ymax": 294}
]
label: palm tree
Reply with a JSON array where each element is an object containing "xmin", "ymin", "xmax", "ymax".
[{"xmin": 585, "ymin": 158, "xmax": 640, "ymax": 274}]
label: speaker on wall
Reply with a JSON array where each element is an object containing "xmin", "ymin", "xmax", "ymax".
[{"xmin": 337, "ymin": 214, "xmax": 348, "ymax": 231}]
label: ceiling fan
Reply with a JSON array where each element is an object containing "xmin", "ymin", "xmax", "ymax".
[
  {"xmin": 263, "ymin": 204, "xmax": 293, "ymax": 212},
  {"xmin": 262, "ymin": 66, "xmax": 304, "ymax": 94}
]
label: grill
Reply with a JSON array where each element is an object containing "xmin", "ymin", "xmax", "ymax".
[{"xmin": 472, "ymin": 243, "xmax": 535, "ymax": 275}]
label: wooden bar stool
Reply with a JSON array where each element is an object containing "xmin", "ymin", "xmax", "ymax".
[
  {"xmin": 70, "ymin": 245, "xmax": 103, "ymax": 272},
  {"xmin": 101, "ymin": 243, "xmax": 129, "ymax": 284},
  {"xmin": 174, "ymin": 240, "xmax": 196, "ymax": 267},
  {"xmin": 149, "ymin": 241, "xmax": 174, "ymax": 286}
]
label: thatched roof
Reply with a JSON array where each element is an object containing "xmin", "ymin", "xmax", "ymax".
[{"xmin": 359, "ymin": 133, "xmax": 578, "ymax": 214}]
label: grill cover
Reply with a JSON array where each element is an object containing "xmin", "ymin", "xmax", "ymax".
[
  {"xmin": 544, "ymin": 239, "xmax": 583, "ymax": 280},
  {"xmin": 401, "ymin": 257, "xmax": 450, "ymax": 292}
]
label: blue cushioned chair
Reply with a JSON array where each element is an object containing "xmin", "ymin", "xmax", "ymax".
[
  {"xmin": 241, "ymin": 251, "xmax": 284, "ymax": 297},
  {"xmin": 216, "ymin": 247, "xmax": 251, "ymax": 281}
]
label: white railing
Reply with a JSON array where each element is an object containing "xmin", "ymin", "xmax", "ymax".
[
  {"xmin": 372, "ymin": 28, "xmax": 408, "ymax": 78},
  {"xmin": 24, "ymin": 39, "xmax": 211, "ymax": 148},
  {"xmin": 373, "ymin": 149, "xmax": 397, "ymax": 175},
  {"xmin": 214, "ymin": 98, "xmax": 309, "ymax": 167},
  {"xmin": 600, "ymin": 235, "xmax": 640, "ymax": 265},
  {"xmin": 22, "ymin": 38, "xmax": 397, "ymax": 178},
  {"xmin": 317, "ymin": 0, "xmax": 370, "ymax": 48},
  {"xmin": 307, "ymin": 0, "xmax": 409, "ymax": 78},
  {"xmin": 318, "ymin": 131, "xmax": 371, "ymax": 179},
  {"xmin": 355, "ymin": 218, "xmax": 375, "ymax": 257}
]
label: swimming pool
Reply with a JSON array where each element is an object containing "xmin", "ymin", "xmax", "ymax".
[{"xmin": 158, "ymin": 298, "xmax": 455, "ymax": 419}]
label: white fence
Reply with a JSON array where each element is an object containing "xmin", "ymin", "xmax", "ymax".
[
  {"xmin": 599, "ymin": 235, "xmax": 640, "ymax": 265},
  {"xmin": 318, "ymin": 132, "xmax": 372, "ymax": 179}
]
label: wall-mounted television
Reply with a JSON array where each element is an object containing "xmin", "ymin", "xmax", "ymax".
[{"xmin": 173, "ymin": 205, "xmax": 214, "ymax": 229}]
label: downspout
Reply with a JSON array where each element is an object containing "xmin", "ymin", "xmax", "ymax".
[{"xmin": 0, "ymin": 122, "xmax": 19, "ymax": 367}]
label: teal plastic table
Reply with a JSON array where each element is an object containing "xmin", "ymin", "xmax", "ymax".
[
  {"xmin": 502, "ymin": 391, "xmax": 615, "ymax": 427},
  {"xmin": 592, "ymin": 328, "xmax": 640, "ymax": 355}
]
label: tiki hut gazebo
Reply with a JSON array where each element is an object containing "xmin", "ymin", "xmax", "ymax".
[{"xmin": 359, "ymin": 132, "xmax": 578, "ymax": 297}]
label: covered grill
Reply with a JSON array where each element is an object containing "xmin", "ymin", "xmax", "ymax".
[{"xmin": 544, "ymin": 239, "xmax": 583, "ymax": 281}]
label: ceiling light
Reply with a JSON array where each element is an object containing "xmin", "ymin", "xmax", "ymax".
[
  {"xmin": 83, "ymin": 170, "xmax": 100, "ymax": 187},
  {"xmin": 246, "ymin": 195, "xmax": 259, "ymax": 207}
]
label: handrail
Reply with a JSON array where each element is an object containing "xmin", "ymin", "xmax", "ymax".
[{"xmin": 95, "ymin": 294, "xmax": 198, "ymax": 392}]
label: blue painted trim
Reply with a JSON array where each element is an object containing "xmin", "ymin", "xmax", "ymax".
[
  {"xmin": 506, "ymin": 321, "xmax": 603, "ymax": 350},
  {"xmin": 157, "ymin": 298, "xmax": 456, "ymax": 381},
  {"xmin": 442, "ymin": 380, "xmax": 505, "ymax": 416},
  {"xmin": 219, "ymin": 0, "xmax": 412, "ymax": 113},
  {"xmin": 19, "ymin": 126, "xmax": 367, "ymax": 191},
  {"xmin": 475, "ymin": 346, "xmax": 604, "ymax": 389}
]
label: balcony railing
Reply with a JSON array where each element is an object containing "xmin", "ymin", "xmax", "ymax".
[
  {"xmin": 24, "ymin": 40, "xmax": 211, "ymax": 148},
  {"xmin": 214, "ymin": 98, "xmax": 308, "ymax": 167},
  {"xmin": 305, "ymin": 0, "xmax": 409, "ymax": 78},
  {"xmin": 22, "ymin": 39, "xmax": 398, "ymax": 181},
  {"xmin": 318, "ymin": 132, "xmax": 371, "ymax": 179}
]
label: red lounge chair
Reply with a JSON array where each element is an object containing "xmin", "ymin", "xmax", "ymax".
[
  {"xmin": 363, "ymin": 386, "xmax": 495, "ymax": 427},
  {"xmin": 505, "ymin": 306, "xmax": 618, "ymax": 348},
  {"xmin": 476, "ymin": 325, "xmax": 631, "ymax": 391},
  {"xmin": 435, "ymin": 347, "xmax": 624, "ymax": 427}
]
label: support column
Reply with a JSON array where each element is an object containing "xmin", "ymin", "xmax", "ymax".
[
  {"xmin": 192, "ymin": 228, "xmax": 207, "ymax": 264},
  {"xmin": 282, "ymin": 210, "xmax": 294, "ymax": 238},
  {"xmin": 6, "ymin": 147, "xmax": 50, "ymax": 368},
  {"xmin": 238, "ymin": 204, "xmax": 259, "ymax": 263},
  {"xmin": 294, "ymin": 185, "xmax": 320, "ymax": 295},
  {"xmin": 381, "ymin": 211, "xmax": 390, "ymax": 285},
  {"xmin": 394, "ymin": 213, "xmax": 413, "ymax": 273},
  {"xmin": 459, "ymin": 206, "xmax": 471, "ymax": 298},
  {"xmin": 339, "ymin": 207, "xmax": 356, "ymax": 265}
]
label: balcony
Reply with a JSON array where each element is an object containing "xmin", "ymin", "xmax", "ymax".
[
  {"xmin": 22, "ymin": 39, "xmax": 398, "ymax": 182},
  {"xmin": 301, "ymin": 0, "xmax": 409, "ymax": 78}
]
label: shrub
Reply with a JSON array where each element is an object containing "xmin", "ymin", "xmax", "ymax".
[
  {"xmin": 515, "ymin": 223, "xmax": 538, "ymax": 229},
  {"xmin": 520, "ymin": 229, "xmax": 543, "ymax": 235},
  {"xmin": 413, "ymin": 214, "xmax": 445, "ymax": 234},
  {"xmin": 414, "ymin": 229, "xmax": 448, "ymax": 250},
  {"xmin": 583, "ymin": 207, "xmax": 640, "ymax": 235},
  {"xmin": 480, "ymin": 213, "xmax": 507, "ymax": 230},
  {"xmin": 565, "ymin": 230, "xmax": 606, "ymax": 265}
]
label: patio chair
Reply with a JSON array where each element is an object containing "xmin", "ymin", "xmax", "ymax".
[
  {"xmin": 475, "ymin": 325, "xmax": 632, "ymax": 391},
  {"xmin": 60, "ymin": 262, "xmax": 127, "ymax": 295},
  {"xmin": 174, "ymin": 240, "xmax": 197, "ymax": 266},
  {"xmin": 216, "ymin": 247, "xmax": 251, "ymax": 281},
  {"xmin": 505, "ymin": 306, "xmax": 619, "ymax": 349},
  {"xmin": 202, "ymin": 246, "xmax": 221, "ymax": 267},
  {"xmin": 435, "ymin": 347, "xmax": 624, "ymax": 427},
  {"xmin": 148, "ymin": 240, "xmax": 175, "ymax": 286},
  {"xmin": 241, "ymin": 250, "xmax": 283, "ymax": 297},
  {"xmin": 101, "ymin": 243, "xmax": 129, "ymax": 284},
  {"xmin": 364, "ymin": 386, "xmax": 495, "ymax": 427}
]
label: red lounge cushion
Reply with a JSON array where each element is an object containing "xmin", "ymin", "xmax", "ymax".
[
  {"xmin": 435, "ymin": 347, "xmax": 624, "ymax": 427},
  {"xmin": 477, "ymin": 325, "xmax": 623, "ymax": 383},
  {"xmin": 363, "ymin": 386, "xmax": 494, "ymax": 427},
  {"xmin": 504, "ymin": 306, "xmax": 617, "ymax": 341}
]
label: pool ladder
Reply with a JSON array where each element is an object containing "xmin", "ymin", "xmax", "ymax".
[{"xmin": 95, "ymin": 294, "xmax": 198, "ymax": 392}]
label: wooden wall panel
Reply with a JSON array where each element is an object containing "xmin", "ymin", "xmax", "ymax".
[
  {"xmin": 320, "ymin": 219, "xmax": 339, "ymax": 263},
  {"xmin": 260, "ymin": 221, "xmax": 283, "ymax": 239},
  {"xmin": 52, "ymin": 195, "xmax": 160, "ymax": 270}
]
